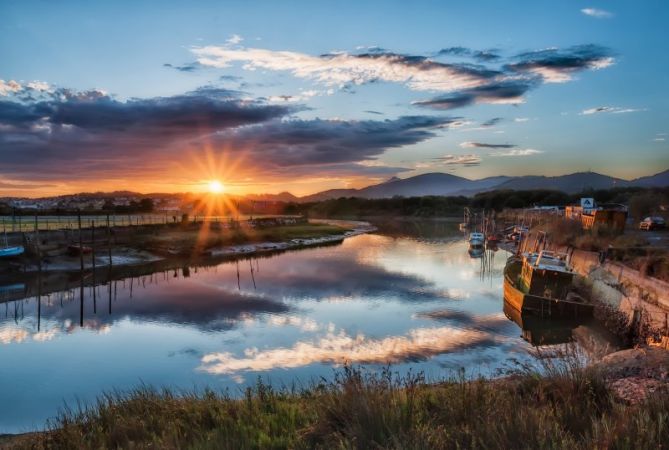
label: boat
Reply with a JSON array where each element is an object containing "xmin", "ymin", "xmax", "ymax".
[
  {"xmin": 503, "ymin": 251, "xmax": 593, "ymax": 318},
  {"xmin": 468, "ymin": 246, "xmax": 484, "ymax": 258},
  {"xmin": 468, "ymin": 232, "xmax": 484, "ymax": 246},
  {"xmin": 0, "ymin": 246, "xmax": 24, "ymax": 258},
  {"xmin": 503, "ymin": 299, "xmax": 578, "ymax": 346},
  {"xmin": 1, "ymin": 227, "xmax": 24, "ymax": 258},
  {"xmin": 67, "ymin": 244, "xmax": 92, "ymax": 256}
]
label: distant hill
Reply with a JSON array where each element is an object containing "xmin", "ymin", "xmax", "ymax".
[
  {"xmin": 245, "ymin": 192, "xmax": 300, "ymax": 202},
  {"xmin": 291, "ymin": 169, "xmax": 669, "ymax": 201},
  {"xmin": 631, "ymin": 169, "xmax": 669, "ymax": 187},
  {"xmin": 492, "ymin": 171, "xmax": 629, "ymax": 194}
]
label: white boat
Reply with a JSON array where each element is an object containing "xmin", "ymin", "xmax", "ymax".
[
  {"xmin": 0, "ymin": 245, "xmax": 24, "ymax": 258},
  {"xmin": 468, "ymin": 232, "xmax": 484, "ymax": 246}
]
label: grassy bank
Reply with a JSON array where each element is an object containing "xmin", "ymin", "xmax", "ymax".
[
  {"xmin": 127, "ymin": 222, "xmax": 350, "ymax": 255},
  {"xmin": 7, "ymin": 362, "xmax": 668, "ymax": 450}
]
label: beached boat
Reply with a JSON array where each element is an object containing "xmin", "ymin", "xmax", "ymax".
[
  {"xmin": 503, "ymin": 251, "xmax": 593, "ymax": 318},
  {"xmin": 67, "ymin": 244, "xmax": 92, "ymax": 256},
  {"xmin": 468, "ymin": 232, "xmax": 484, "ymax": 246},
  {"xmin": 0, "ymin": 245, "xmax": 24, "ymax": 258}
]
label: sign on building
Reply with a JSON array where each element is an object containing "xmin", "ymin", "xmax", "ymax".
[{"xmin": 580, "ymin": 198, "xmax": 595, "ymax": 211}]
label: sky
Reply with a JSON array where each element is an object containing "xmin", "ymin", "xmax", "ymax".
[{"xmin": 1, "ymin": 0, "xmax": 668, "ymax": 197}]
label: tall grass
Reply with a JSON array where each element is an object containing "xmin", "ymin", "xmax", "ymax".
[{"xmin": 9, "ymin": 360, "xmax": 669, "ymax": 449}]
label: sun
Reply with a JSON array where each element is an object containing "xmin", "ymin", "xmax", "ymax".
[{"xmin": 208, "ymin": 180, "xmax": 225, "ymax": 194}]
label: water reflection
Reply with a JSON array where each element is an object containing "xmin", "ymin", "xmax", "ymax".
[
  {"xmin": 1, "ymin": 228, "xmax": 550, "ymax": 432},
  {"xmin": 503, "ymin": 300, "xmax": 578, "ymax": 346}
]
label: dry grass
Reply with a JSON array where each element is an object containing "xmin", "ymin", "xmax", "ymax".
[
  {"xmin": 131, "ymin": 223, "xmax": 349, "ymax": 255},
  {"xmin": 7, "ymin": 358, "xmax": 669, "ymax": 450}
]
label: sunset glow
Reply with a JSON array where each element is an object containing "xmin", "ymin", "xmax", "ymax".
[{"xmin": 208, "ymin": 180, "xmax": 225, "ymax": 194}]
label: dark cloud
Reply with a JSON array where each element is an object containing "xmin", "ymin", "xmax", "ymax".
[
  {"xmin": 437, "ymin": 47, "xmax": 501, "ymax": 62},
  {"xmin": 414, "ymin": 44, "xmax": 613, "ymax": 110},
  {"xmin": 413, "ymin": 79, "xmax": 536, "ymax": 110},
  {"xmin": 364, "ymin": 110, "xmax": 384, "ymax": 115},
  {"xmin": 505, "ymin": 44, "xmax": 614, "ymax": 82},
  {"xmin": 0, "ymin": 85, "xmax": 454, "ymax": 182},
  {"xmin": 0, "ymin": 87, "xmax": 296, "ymax": 180},
  {"xmin": 433, "ymin": 154, "xmax": 481, "ymax": 166},
  {"xmin": 461, "ymin": 141, "xmax": 516, "ymax": 149},
  {"xmin": 219, "ymin": 75, "xmax": 242, "ymax": 82},
  {"xmin": 206, "ymin": 115, "xmax": 460, "ymax": 168},
  {"xmin": 163, "ymin": 62, "xmax": 200, "ymax": 72},
  {"xmin": 481, "ymin": 117, "xmax": 503, "ymax": 127}
]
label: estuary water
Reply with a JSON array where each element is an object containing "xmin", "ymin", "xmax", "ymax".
[{"xmin": 1, "ymin": 222, "xmax": 548, "ymax": 433}]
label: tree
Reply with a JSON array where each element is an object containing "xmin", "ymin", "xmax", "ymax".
[{"xmin": 139, "ymin": 198, "xmax": 154, "ymax": 212}]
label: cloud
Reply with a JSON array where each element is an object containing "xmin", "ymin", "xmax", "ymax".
[
  {"xmin": 0, "ymin": 85, "xmax": 455, "ymax": 182},
  {"xmin": 193, "ymin": 43, "xmax": 614, "ymax": 110},
  {"xmin": 0, "ymin": 80, "xmax": 23, "ymax": 96},
  {"xmin": 226, "ymin": 34, "xmax": 243, "ymax": 45},
  {"xmin": 490, "ymin": 148, "xmax": 543, "ymax": 157},
  {"xmin": 163, "ymin": 62, "xmax": 200, "ymax": 72},
  {"xmin": 580, "ymin": 106, "xmax": 646, "ymax": 115},
  {"xmin": 434, "ymin": 154, "xmax": 481, "ymax": 166},
  {"xmin": 460, "ymin": 141, "xmax": 516, "ymax": 149},
  {"xmin": 0, "ymin": 86, "xmax": 296, "ymax": 180},
  {"xmin": 481, "ymin": 117, "xmax": 503, "ymax": 127},
  {"xmin": 206, "ymin": 115, "xmax": 460, "ymax": 172},
  {"xmin": 199, "ymin": 326, "xmax": 496, "ymax": 374},
  {"xmin": 581, "ymin": 8, "xmax": 613, "ymax": 18},
  {"xmin": 437, "ymin": 47, "xmax": 501, "ymax": 62},
  {"xmin": 413, "ymin": 79, "xmax": 536, "ymax": 110},
  {"xmin": 505, "ymin": 44, "xmax": 614, "ymax": 83},
  {"xmin": 193, "ymin": 46, "xmax": 502, "ymax": 92},
  {"xmin": 0, "ymin": 79, "xmax": 52, "ymax": 96},
  {"xmin": 514, "ymin": 117, "xmax": 530, "ymax": 122}
]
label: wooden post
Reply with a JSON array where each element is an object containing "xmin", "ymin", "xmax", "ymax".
[
  {"xmin": 78, "ymin": 211, "xmax": 84, "ymax": 327},
  {"xmin": 92, "ymin": 220, "xmax": 96, "ymax": 314}
]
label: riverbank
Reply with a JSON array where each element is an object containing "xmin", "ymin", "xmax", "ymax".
[
  {"xmin": 3, "ymin": 348, "xmax": 667, "ymax": 449},
  {"xmin": 0, "ymin": 220, "xmax": 373, "ymax": 275}
]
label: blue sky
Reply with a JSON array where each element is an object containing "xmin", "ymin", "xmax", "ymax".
[{"xmin": 1, "ymin": 0, "xmax": 668, "ymax": 195}]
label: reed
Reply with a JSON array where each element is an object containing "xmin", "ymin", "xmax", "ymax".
[{"xmin": 9, "ymin": 357, "xmax": 669, "ymax": 450}]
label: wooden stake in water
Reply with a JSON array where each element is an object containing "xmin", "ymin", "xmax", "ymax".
[
  {"xmin": 78, "ymin": 211, "xmax": 84, "ymax": 327},
  {"xmin": 92, "ymin": 220, "xmax": 96, "ymax": 314}
]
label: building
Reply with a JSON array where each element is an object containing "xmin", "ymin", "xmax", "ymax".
[{"xmin": 566, "ymin": 198, "xmax": 628, "ymax": 233}]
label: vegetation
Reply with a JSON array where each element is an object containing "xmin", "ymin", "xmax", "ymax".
[
  {"xmin": 290, "ymin": 186, "xmax": 669, "ymax": 219},
  {"xmin": 6, "ymin": 360, "xmax": 669, "ymax": 450},
  {"xmin": 133, "ymin": 223, "xmax": 350, "ymax": 255}
]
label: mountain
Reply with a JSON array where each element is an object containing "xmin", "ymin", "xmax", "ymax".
[
  {"xmin": 632, "ymin": 169, "xmax": 669, "ymax": 187},
  {"xmin": 245, "ymin": 192, "xmax": 299, "ymax": 202},
  {"xmin": 300, "ymin": 188, "xmax": 359, "ymax": 203},
  {"xmin": 492, "ymin": 171, "xmax": 629, "ymax": 194},
  {"xmin": 292, "ymin": 169, "xmax": 669, "ymax": 201}
]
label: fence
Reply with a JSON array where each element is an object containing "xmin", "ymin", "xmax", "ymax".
[{"xmin": 0, "ymin": 214, "xmax": 293, "ymax": 233}]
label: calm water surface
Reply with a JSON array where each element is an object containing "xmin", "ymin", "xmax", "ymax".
[{"xmin": 1, "ymin": 224, "xmax": 542, "ymax": 432}]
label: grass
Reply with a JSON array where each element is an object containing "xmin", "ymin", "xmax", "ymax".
[
  {"xmin": 132, "ymin": 222, "xmax": 350, "ymax": 255},
  {"xmin": 8, "ymin": 359, "xmax": 669, "ymax": 450}
]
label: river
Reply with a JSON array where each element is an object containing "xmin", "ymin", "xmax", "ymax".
[{"xmin": 1, "ymin": 221, "xmax": 563, "ymax": 433}]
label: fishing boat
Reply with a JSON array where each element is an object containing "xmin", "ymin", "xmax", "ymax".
[
  {"xmin": 468, "ymin": 246, "xmax": 484, "ymax": 258},
  {"xmin": 1, "ymin": 227, "xmax": 24, "ymax": 258},
  {"xmin": 503, "ymin": 251, "xmax": 593, "ymax": 318},
  {"xmin": 0, "ymin": 245, "xmax": 24, "ymax": 258},
  {"xmin": 468, "ymin": 232, "xmax": 484, "ymax": 246},
  {"xmin": 503, "ymin": 299, "xmax": 577, "ymax": 346}
]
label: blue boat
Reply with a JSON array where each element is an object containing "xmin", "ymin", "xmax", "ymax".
[{"xmin": 0, "ymin": 245, "xmax": 24, "ymax": 258}]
